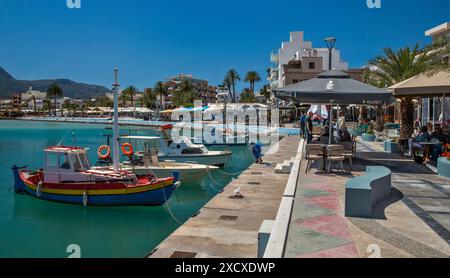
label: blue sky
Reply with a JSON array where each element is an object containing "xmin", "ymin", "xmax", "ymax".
[{"xmin": 0, "ymin": 0, "xmax": 448, "ymax": 92}]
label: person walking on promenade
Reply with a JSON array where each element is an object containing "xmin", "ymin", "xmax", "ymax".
[
  {"xmin": 251, "ymin": 142, "xmax": 263, "ymax": 163},
  {"xmin": 306, "ymin": 111, "xmax": 314, "ymax": 144},
  {"xmin": 300, "ymin": 112, "xmax": 307, "ymax": 139}
]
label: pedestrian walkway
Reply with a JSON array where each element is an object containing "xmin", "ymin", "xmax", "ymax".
[
  {"xmin": 149, "ymin": 136, "xmax": 301, "ymax": 258},
  {"xmin": 357, "ymin": 141, "xmax": 450, "ymax": 245},
  {"xmin": 284, "ymin": 170, "xmax": 358, "ymax": 258},
  {"xmin": 284, "ymin": 140, "xmax": 450, "ymax": 258}
]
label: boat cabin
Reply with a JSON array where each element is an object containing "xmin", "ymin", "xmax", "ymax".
[
  {"xmin": 44, "ymin": 146, "xmax": 92, "ymax": 183},
  {"xmin": 160, "ymin": 136, "xmax": 209, "ymax": 156}
]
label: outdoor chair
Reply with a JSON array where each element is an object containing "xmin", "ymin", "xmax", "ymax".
[
  {"xmin": 327, "ymin": 145, "xmax": 345, "ymax": 174},
  {"xmin": 305, "ymin": 144, "xmax": 324, "ymax": 173},
  {"xmin": 338, "ymin": 141, "xmax": 355, "ymax": 170}
]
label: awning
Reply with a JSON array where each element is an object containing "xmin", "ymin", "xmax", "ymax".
[
  {"xmin": 273, "ymin": 70, "xmax": 394, "ymax": 105},
  {"xmin": 388, "ymin": 71, "xmax": 450, "ymax": 98}
]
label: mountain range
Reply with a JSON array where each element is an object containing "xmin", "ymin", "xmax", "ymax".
[{"xmin": 0, "ymin": 67, "xmax": 110, "ymax": 99}]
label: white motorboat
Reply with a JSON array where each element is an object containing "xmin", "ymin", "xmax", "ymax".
[
  {"xmin": 95, "ymin": 136, "xmax": 219, "ymax": 182},
  {"xmin": 156, "ymin": 125, "xmax": 232, "ymax": 166}
]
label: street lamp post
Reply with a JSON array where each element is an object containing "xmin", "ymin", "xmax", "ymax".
[{"xmin": 324, "ymin": 37, "xmax": 337, "ymax": 70}]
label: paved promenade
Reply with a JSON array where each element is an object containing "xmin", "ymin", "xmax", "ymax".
[
  {"xmin": 149, "ymin": 136, "xmax": 301, "ymax": 258},
  {"xmin": 284, "ymin": 140, "xmax": 450, "ymax": 258}
]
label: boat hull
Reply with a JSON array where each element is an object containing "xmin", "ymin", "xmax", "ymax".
[
  {"xmin": 158, "ymin": 152, "xmax": 231, "ymax": 167},
  {"xmin": 133, "ymin": 167, "xmax": 210, "ymax": 183},
  {"xmin": 12, "ymin": 167, "xmax": 176, "ymax": 206}
]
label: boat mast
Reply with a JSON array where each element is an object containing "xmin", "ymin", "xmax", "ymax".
[{"xmin": 113, "ymin": 67, "xmax": 120, "ymax": 173}]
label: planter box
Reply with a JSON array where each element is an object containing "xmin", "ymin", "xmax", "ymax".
[
  {"xmin": 384, "ymin": 140, "xmax": 402, "ymax": 154},
  {"xmin": 362, "ymin": 133, "xmax": 376, "ymax": 142},
  {"xmin": 438, "ymin": 157, "xmax": 450, "ymax": 180}
]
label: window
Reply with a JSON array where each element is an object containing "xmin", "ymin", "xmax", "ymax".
[
  {"xmin": 70, "ymin": 154, "xmax": 82, "ymax": 171},
  {"xmin": 79, "ymin": 153, "xmax": 90, "ymax": 169},
  {"xmin": 181, "ymin": 148, "xmax": 203, "ymax": 154},
  {"xmin": 46, "ymin": 153, "xmax": 59, "ymax": 168},
  {"xmin": 60, "ymin": 154, "xmax": 71, "ymax": 170},
  {"xmin": 309, "ymin": 62, "xmax": 315, "ymax": 69}
]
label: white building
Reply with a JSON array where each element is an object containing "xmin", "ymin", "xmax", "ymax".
[
  {"xmin": 269, "ymin": 31, "xmax": 349, "ymax": 90},
  {"xmin": 420, "ymin": 22, "xmax": 450, "ymax": 125}
]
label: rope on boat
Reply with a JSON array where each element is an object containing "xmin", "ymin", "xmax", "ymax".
[{"xmin": 162, "ymin": 185, "xmax": 184, "ymax": 225}]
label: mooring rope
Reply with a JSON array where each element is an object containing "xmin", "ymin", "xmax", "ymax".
[{"xmin": 162, "ymin": 185, "xmax": 184, "ymax": 225}]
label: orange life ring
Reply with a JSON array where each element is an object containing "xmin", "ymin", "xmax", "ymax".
[
  {"xmin": 97, "ymin": 145, "xmax": 111, "ymax": 160},
  {"xmin": 121, "ymin": 143, "xmax": 134, "ymax": 157}
]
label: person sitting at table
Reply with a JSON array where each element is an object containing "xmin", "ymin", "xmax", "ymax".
[
  {"xmin": 312, "ymin": 126, "xmax": 330, "ymax": 144},
  {"xmin": 339, "ymin": 128, "xmax": 352, "ymax": 142},
  {"xmin": 408, "ymin": 126, "xmax": 431, "ymax": 158},
  {"xmin": 431, "ymin": 125, "xmax": 447, "ymax": 161}
]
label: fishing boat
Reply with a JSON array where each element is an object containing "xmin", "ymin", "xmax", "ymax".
[
  {"xmin": 12, "ymin": 147, "xmax": 178, "ymax": 206},
  {"xmin": 190, "ymin": 131, "xmax": 249, "ymax": 146},
  {"xmin": 95, "ymin": 136, "xmax": 218, "ymax": 182},
  {"xmin": 156, "ymin": 125, "xmax": 232, "ymax": 166},
  {"xmin": 12, "ymin": 68, "xmax": 180, "ymax": 206}
]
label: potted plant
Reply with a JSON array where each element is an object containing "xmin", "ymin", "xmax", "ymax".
[{"xmin": 362, "ymin": 127, "xmax": 376, "ymax": 142}]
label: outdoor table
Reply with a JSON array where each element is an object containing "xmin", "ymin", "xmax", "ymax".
[
  {"xmin": 420, "ymin": 141, "xmax": 444, "ymax": 164},
  {"xmin": 319, "ymin": 144, "xmax": 329, "ymax": 172}
]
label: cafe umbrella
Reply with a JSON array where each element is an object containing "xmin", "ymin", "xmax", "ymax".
[{"xmin": 274, "ymin": 70, "xmax": 394, "ymax": 144}]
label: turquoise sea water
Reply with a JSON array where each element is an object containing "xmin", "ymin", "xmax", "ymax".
[{"xmin": 0, "ymin": 120, "xmax": 254, "ymax": 258}]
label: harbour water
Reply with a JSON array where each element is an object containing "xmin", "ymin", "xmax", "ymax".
[{"xmin": 0, "ymin": 120, "xmax": 254, "ymax": 258}]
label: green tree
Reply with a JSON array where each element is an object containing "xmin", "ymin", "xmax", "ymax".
[
  {"xmin": 225, "ymin": 69, "xmax": 241, "ymax": 103},
  {"xmin": 244, "ymin": 71, "xmax": 261, "ymax": 94},
  {"xmin": 154, "ymin": 81, "xmax": 168, "ymax": 109},
  {"xmin": 173, "ymin": 79, "xmax": 196, "ymax": 107},
  {"xmin": 365, "ymin": 42, "xmax": 449, "ymax": 138},
  {"xmin": 259, "ymin": 84, "xmax": 271, "ymax": 103},
  {"xmin": 119, "ymin": 91, "xmax": 130, "ymax": 107},
  {"xmin": 142, "ymin": 88, "xmax": 157, "ymax": 109},
  {"xmin": 122, "ymin": 86, "xmax": 138, "ymax": 108},
  {"xmin": 240, "ymin": 88, "xmax": 256, "ymax": 103},
  {"xmin": 42, "ymin": 99, "xmax": 53, "ymax": 117},
  {"xmin": 46, "ymin": 84, "xmax": 63, "ymax": 116}
]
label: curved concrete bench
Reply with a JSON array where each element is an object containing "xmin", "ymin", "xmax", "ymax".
[
  {"xmin": 438, "ymin": 157, "xmax": 450, "ymax": 179},
  {"xmin": 345, "ymin": 166, "xmax": 392, "ymax": 218}
]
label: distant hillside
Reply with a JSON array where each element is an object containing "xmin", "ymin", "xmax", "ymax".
[{"xmin": 0, "ymin": 67, "xmax": 110, "ymax": 99}]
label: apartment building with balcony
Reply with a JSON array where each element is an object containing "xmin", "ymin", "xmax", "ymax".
[
  {"xmin": 159, "ymin": 74, "xmax": 218, "ymax": 108},
  {"xmin": 269, "ymin": 31, "xmax": 353, "ymax": 90}
]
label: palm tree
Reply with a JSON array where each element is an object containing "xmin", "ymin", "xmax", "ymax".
[
  {"xmin": 365, "ymin": 43, "xmax": 448, "ymax": 138},
  {"xmin": 119, "ymin": 91, "xmax": 129, "ymax": 108},
  {"xmin": 42, "ymin": 99, "xmax": 53, "ymax": 117},
  {"xmin": 154, "ymin": 81, "xmax": 168, "ymax": 109},
  {"xmin": 240, "ymin": 88, "xmax": 255, "ymax": 103},
  {"xmin": 123, "ymin": 86, "xmax": 138, "ymax": 108},
  {"xmin": 142, "ymin": 88, "xmax": 157, "ymax": 109},
  {"xmin": 259, "ymin": 84, "xmax": 271, "ymax": 103},
  {"xmin": 225, "ymin": 69, "xmax": 241, "ymax": 103},
  {"xmin": 173, "ymin": 79, "xmax": 196, "ymax": 107},
  {"xmin": 244, "ymin": 71, "xmax": 261, "ymax": 94},
  {"xmin": 46, "ymin": 84, "xmax": 63, "ymax": 116},
  {"xmin": 222, "ymin": 78, "xmax": 233, "ymax": 102}
]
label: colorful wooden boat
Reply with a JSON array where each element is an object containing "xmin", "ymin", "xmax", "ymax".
[{"xmin": 12, "ymin": 146, "xmax": 179, "ymax": 206}]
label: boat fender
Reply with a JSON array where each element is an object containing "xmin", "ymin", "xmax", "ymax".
[
  {"xmin": 174, "ymin": 181, "xmax": 182, "ymax": 188},
  {"xmin": 83, "ymin": 191, "xmax": 88, "ymax": 207},
  {"xmin": 36, "ymin": 181, "xmax": 43, "ymax": 198}
]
